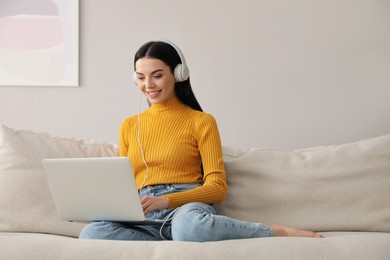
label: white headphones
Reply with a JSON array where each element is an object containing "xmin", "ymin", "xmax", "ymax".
[{"xmin": 133, "ymin": 39, "xmax": 190, "ymax": 85}]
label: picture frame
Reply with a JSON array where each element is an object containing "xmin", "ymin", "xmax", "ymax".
[{"xmin": 0, "ymin": 0, "xmax": 79, "ymax": 87}]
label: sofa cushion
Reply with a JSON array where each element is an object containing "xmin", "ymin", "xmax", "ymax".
[
  {"xmin": 0, "ymin": 125, "xmax": 119, "ymax": 237},
  {"xmin": 2, "ymin": 232, "xmax": 390, "ymax": 260},
  {"xmin": 219, "ymin": 133, "xmax": 390, "ymax": 232}
]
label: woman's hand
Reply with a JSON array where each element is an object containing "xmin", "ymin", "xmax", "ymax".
[{"xmin": 140, "ymin": 196, "xmax": 169, "ymax": 215}]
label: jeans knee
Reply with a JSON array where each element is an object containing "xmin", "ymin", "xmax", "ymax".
[
  {"xmin": 171, "ymin": 202, "xmax": 216, "ymax": 242},
  {"xmin": 79, "ymin": 222, "xmax": 117, "ymax": 240}
]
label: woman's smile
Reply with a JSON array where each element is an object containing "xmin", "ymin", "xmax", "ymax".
[{"xmin": 147, "ymin": 90, "xmax": 162, "ymax": 98}]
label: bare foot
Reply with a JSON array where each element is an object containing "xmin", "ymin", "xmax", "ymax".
[{"xmin": 270, "ymin": 224, "xmax": 324, "ymax": 238}]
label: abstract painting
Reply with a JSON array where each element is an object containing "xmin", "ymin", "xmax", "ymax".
[{"xmin": 0, "ymin": 0, "xmax": 79, "ymax": 86}]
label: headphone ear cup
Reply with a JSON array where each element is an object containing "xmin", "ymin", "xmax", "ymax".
[
  {"xmin": 133, "ymin": 71, "xmax": 138, "ymax": 86},
  {"xmin": 174, "ymin": 64, "xmax": 189, "ymax": 82}
]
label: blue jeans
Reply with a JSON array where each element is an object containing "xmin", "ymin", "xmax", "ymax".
[{"xmin": 79, "ymin": 184, "xmax": 274, "ymax": 242}]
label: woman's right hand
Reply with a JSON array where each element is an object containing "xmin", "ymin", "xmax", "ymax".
[{"xmin": 140, "ymin": 196, "xmax": 169, "ymax": 214}]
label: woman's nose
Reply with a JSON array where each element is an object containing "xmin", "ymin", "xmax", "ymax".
[{"xmin": 145, "ymin": 78, "xmax": 155, "ymax": 88}]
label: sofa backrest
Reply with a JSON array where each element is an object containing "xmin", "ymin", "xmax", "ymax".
[{"xmin": 218, "ymin": 134, "xmax": 390, "ymax": 232}]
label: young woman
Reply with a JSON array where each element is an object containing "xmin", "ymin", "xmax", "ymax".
[{"xmin": 79, "ymin": 40, "xmax": 323, "ymax": 241}]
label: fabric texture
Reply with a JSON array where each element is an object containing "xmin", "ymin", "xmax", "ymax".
[
  {"xmin": 218, "ymin": 133, "xmax": 390, "ymax": 232},
  {"xmin": 120, "ymin": 96, "xmax": 227, "ymax": 208},
  {"xmin": 2, "ymin": 232, "xmax": 390, "ymax": 260},
  {"xmin": 0, "ymin": 125, "xmax": 119, "ymax": 237}
]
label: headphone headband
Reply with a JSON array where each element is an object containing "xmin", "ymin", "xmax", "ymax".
[{"xmin": 155, "ymin": 39, "xmax": 189, "ymax": 81}]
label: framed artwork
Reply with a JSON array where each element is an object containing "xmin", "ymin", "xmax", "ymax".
[{"xmin": 0, "ymin": 0, "xmax": 79, "ymax": 87}]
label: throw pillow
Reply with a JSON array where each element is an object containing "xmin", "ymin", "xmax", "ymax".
[{"xmin": 0, "ymin": 125, "xmax": 119, "ymax": 237}]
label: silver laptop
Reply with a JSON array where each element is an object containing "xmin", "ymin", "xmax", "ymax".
[{"xmin": 42, "ymin": 157, "xmax": 163, "ymax": 225}]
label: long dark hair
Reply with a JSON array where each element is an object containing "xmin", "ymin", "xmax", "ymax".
[{"xmin": 134, "ymin": 41, "xmax": 203, "ymax": 112}]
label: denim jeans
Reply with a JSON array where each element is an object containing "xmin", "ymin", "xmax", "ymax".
[{"xmin": 79, "ymin": 184, "xmax": 274, "ymax": 242}]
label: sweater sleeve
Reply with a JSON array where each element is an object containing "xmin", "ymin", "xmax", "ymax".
[{"xmin": 163, "ymin": 113, "xmax": 228, "ymax": 208}]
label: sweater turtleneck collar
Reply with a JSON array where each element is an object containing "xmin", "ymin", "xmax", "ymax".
[{"xmin": 149, "ymin": 96, "xmax": 185, "ymax": 112}]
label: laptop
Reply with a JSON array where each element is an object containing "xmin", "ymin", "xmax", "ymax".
[{"xmin": 42, "ymin": 157, "xmax": 164, "ymax": 225}]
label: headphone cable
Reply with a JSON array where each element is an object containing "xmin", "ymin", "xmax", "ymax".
[{"xmin": 137, "ymin": 93, "xmax": 150, "ymax": 190}]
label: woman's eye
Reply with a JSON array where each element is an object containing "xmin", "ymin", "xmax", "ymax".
[{"xmin": 154, "ymin": 75, "xmax": 162, "ymax": 79}]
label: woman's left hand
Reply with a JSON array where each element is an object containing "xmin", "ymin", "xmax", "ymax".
[{"xmin": 140, "ymin": 196, "xmax": 169, "ymax": 215}]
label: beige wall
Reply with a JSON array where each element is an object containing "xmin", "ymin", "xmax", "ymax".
[{"xmin": 1, "ymin": 0, "xmax": 389, "ymax": 149}]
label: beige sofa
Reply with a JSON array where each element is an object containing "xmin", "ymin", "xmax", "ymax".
[{"xmin": 1, "ymin": 124, "xmax": 389, "ymax": 260}]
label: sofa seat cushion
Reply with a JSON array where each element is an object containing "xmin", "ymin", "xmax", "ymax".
[
  {"xmin": 1, "ymin": 232, "xmax": 389, "ymax": 260},
  {"xmin": 219, "ymin": 133, "xmax": 390, "ymax": 233}
]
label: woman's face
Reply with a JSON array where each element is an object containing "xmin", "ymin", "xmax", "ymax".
[{"xmin": 134, "ymin": 57, "xmax": 176, "ymax": 104}]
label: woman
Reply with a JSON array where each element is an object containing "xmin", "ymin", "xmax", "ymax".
[{"xmin": 79, "ymin": 40, "xmax": 322, "ymax": 241}]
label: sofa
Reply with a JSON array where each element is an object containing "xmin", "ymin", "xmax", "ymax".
[{"xmin": 0, "ymin": 124, "xmax": 389, "ymax": 260}]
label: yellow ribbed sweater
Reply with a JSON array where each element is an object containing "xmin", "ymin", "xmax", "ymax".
[{"xmin": 120, "ymin": 96, "xmax": 227, "ymax": 209}]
